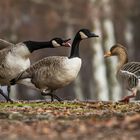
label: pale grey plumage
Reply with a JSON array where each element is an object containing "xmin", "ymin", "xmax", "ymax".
[{"xmin": 118, "ymin": 62, "xmax": 140, "ymax": 90}]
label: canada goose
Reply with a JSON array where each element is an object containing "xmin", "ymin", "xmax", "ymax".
[
  {"xmin": 11, "ymin": 29, "xmax": 99, "ymax": 101},
  {"xmin": 0, "ymin": 38, "xmax": 71, "ymax": 102},
  {"xmin": 104, "ymin": 44, "xmax": 140, "ymax": 102}
]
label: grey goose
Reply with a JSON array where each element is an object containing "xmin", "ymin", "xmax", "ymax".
[
  {"xmin": 0, "ymin": 38, "xmax": 71, "ymax": 102},
  {"xmin": 11, "ymin": 29, "xmax": 99, "ymax": 101},
  {"xmin": 104, "ymin": 44, "xmax": 140, "ymax": 102}
]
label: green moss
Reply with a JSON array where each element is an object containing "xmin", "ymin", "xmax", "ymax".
[{"xmin": 0, "ymin": 101, "xmax": 81, "ymax": 109}]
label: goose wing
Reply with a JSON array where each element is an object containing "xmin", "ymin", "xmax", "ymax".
[
  {"xmin": 0, "ymin": 39, "xmax": 13, "ymax": 50},
  {"xmin": 27, "ymin": 56, "xmax": 66, "ymax": 72},
  {"xmin": 121, "ymin": 62, "xmax": 140, "ymax": 78},
  {"xmin": 119, "ymin": 62, "xmax": 140, "ymax": 89},
  {"xmin": 13, "ymin": 56, "xmax": 67, "ymax": 81},
  {"xmin": 119, "ymin": 70, "xmax": 138, "ymax": 89}
]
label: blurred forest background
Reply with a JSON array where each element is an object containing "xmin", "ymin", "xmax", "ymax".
[{"xmin": 0, "ymin": 0, "xmax": 140, "ymax": 101}]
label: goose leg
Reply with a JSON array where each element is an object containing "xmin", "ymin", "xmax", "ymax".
[
  {"xmin": 41, "ymin": 91, "xmax": 62, "ymax": 102},
  {"xmin": 45, "ymin": 93, "xmax": 62, "ymax": 102},
  {"xmin": 7, "ymin": 86, "xmax": 11, "ymax": 98},
  {"xmin": 0, "ymin": 88, "xmax": 13, "ymax": 103},
  {"xmin": 119, "ymin": 90, "xmax": 137, "ymax": 103},
  {"xmin": 52, "ymin": 94, "xmax": 63, "ymax": 102}
]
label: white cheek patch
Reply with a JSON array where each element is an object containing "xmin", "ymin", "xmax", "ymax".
[
  {"xmin": 79, "ymin": 32, "xmax": 88, "ymax": 39},
  {"xmin": 52, "ymin": 40, "xmax": 61, "ymax": 47}
]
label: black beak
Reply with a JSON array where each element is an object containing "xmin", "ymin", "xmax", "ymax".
[
  {"xmin": 62, "ymin": 38, "xmax": 71, "ymax": 47},
  {"xmin": 64, "ymin": 38, "xmax": 71, "ymax": 42},
  {"xmin": 89, "ymin": 33, "xmax": 99, "ymax": 38}
]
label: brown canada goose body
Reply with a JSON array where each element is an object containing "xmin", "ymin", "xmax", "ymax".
[{"xmin": 20, "ymin": 56, "xmax": 81, "ymax": 92}]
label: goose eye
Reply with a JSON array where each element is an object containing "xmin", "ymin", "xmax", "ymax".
[
  {"xmin": 52, "ymin": 40, "xmax": 61, "ymax": 47},
  {"xmin": 79, "ymin": 31, "xmax": 88, "ymax": 39}
]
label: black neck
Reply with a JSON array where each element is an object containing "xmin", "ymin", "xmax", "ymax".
[
  {"xmin": 69, "ymin": 36, "xmax": 81, "ymax": 58},
  {"xmin": 23, "ymin": 41, "xmax": 53, "ymax": 53}
]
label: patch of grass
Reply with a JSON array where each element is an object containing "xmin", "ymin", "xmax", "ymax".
[{"xmin": 0, "ymin": 101, "xmax": 81, "ymax": 109}]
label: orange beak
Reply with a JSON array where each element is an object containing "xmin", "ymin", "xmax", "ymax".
[{"xmin": 104, "ymin": 51, "xmax": 112, "ymax": 57}]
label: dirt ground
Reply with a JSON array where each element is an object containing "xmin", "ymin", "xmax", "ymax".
[{"xmin": 0, "ymin": 100, "xmax": 140, "ymax": 140}]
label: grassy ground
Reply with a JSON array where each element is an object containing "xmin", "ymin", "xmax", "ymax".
[{"xmin": 0, "ymin": 100, "xmax": 140, "ymax": 140}]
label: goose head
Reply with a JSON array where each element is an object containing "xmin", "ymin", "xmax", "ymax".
[
  {"xmin": 104, "ymin": 44, "xmax": 128, "ymax": 70},
  {"xmin": 51, "ymin": 38, "xmax": 71, "ymax": 48},
  {"xmin": 104, "ymin": 44, "xmax": 128, "ymax": 58},
  {"xmin": 77, "ymin": 29, "xmax": 99, "ymax": 40},
  {"xmin": 69, "ymin": 29, "xmax": 98, "ymax": 58}
]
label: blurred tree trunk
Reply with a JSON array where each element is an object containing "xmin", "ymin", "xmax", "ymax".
[
  {"xmin": 89, "ymin": 0, "xmax": 109, "ymax": 100},
  {"xmin": 101, "ymin": 0, "xmax": 122, "ymax": 100}
]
